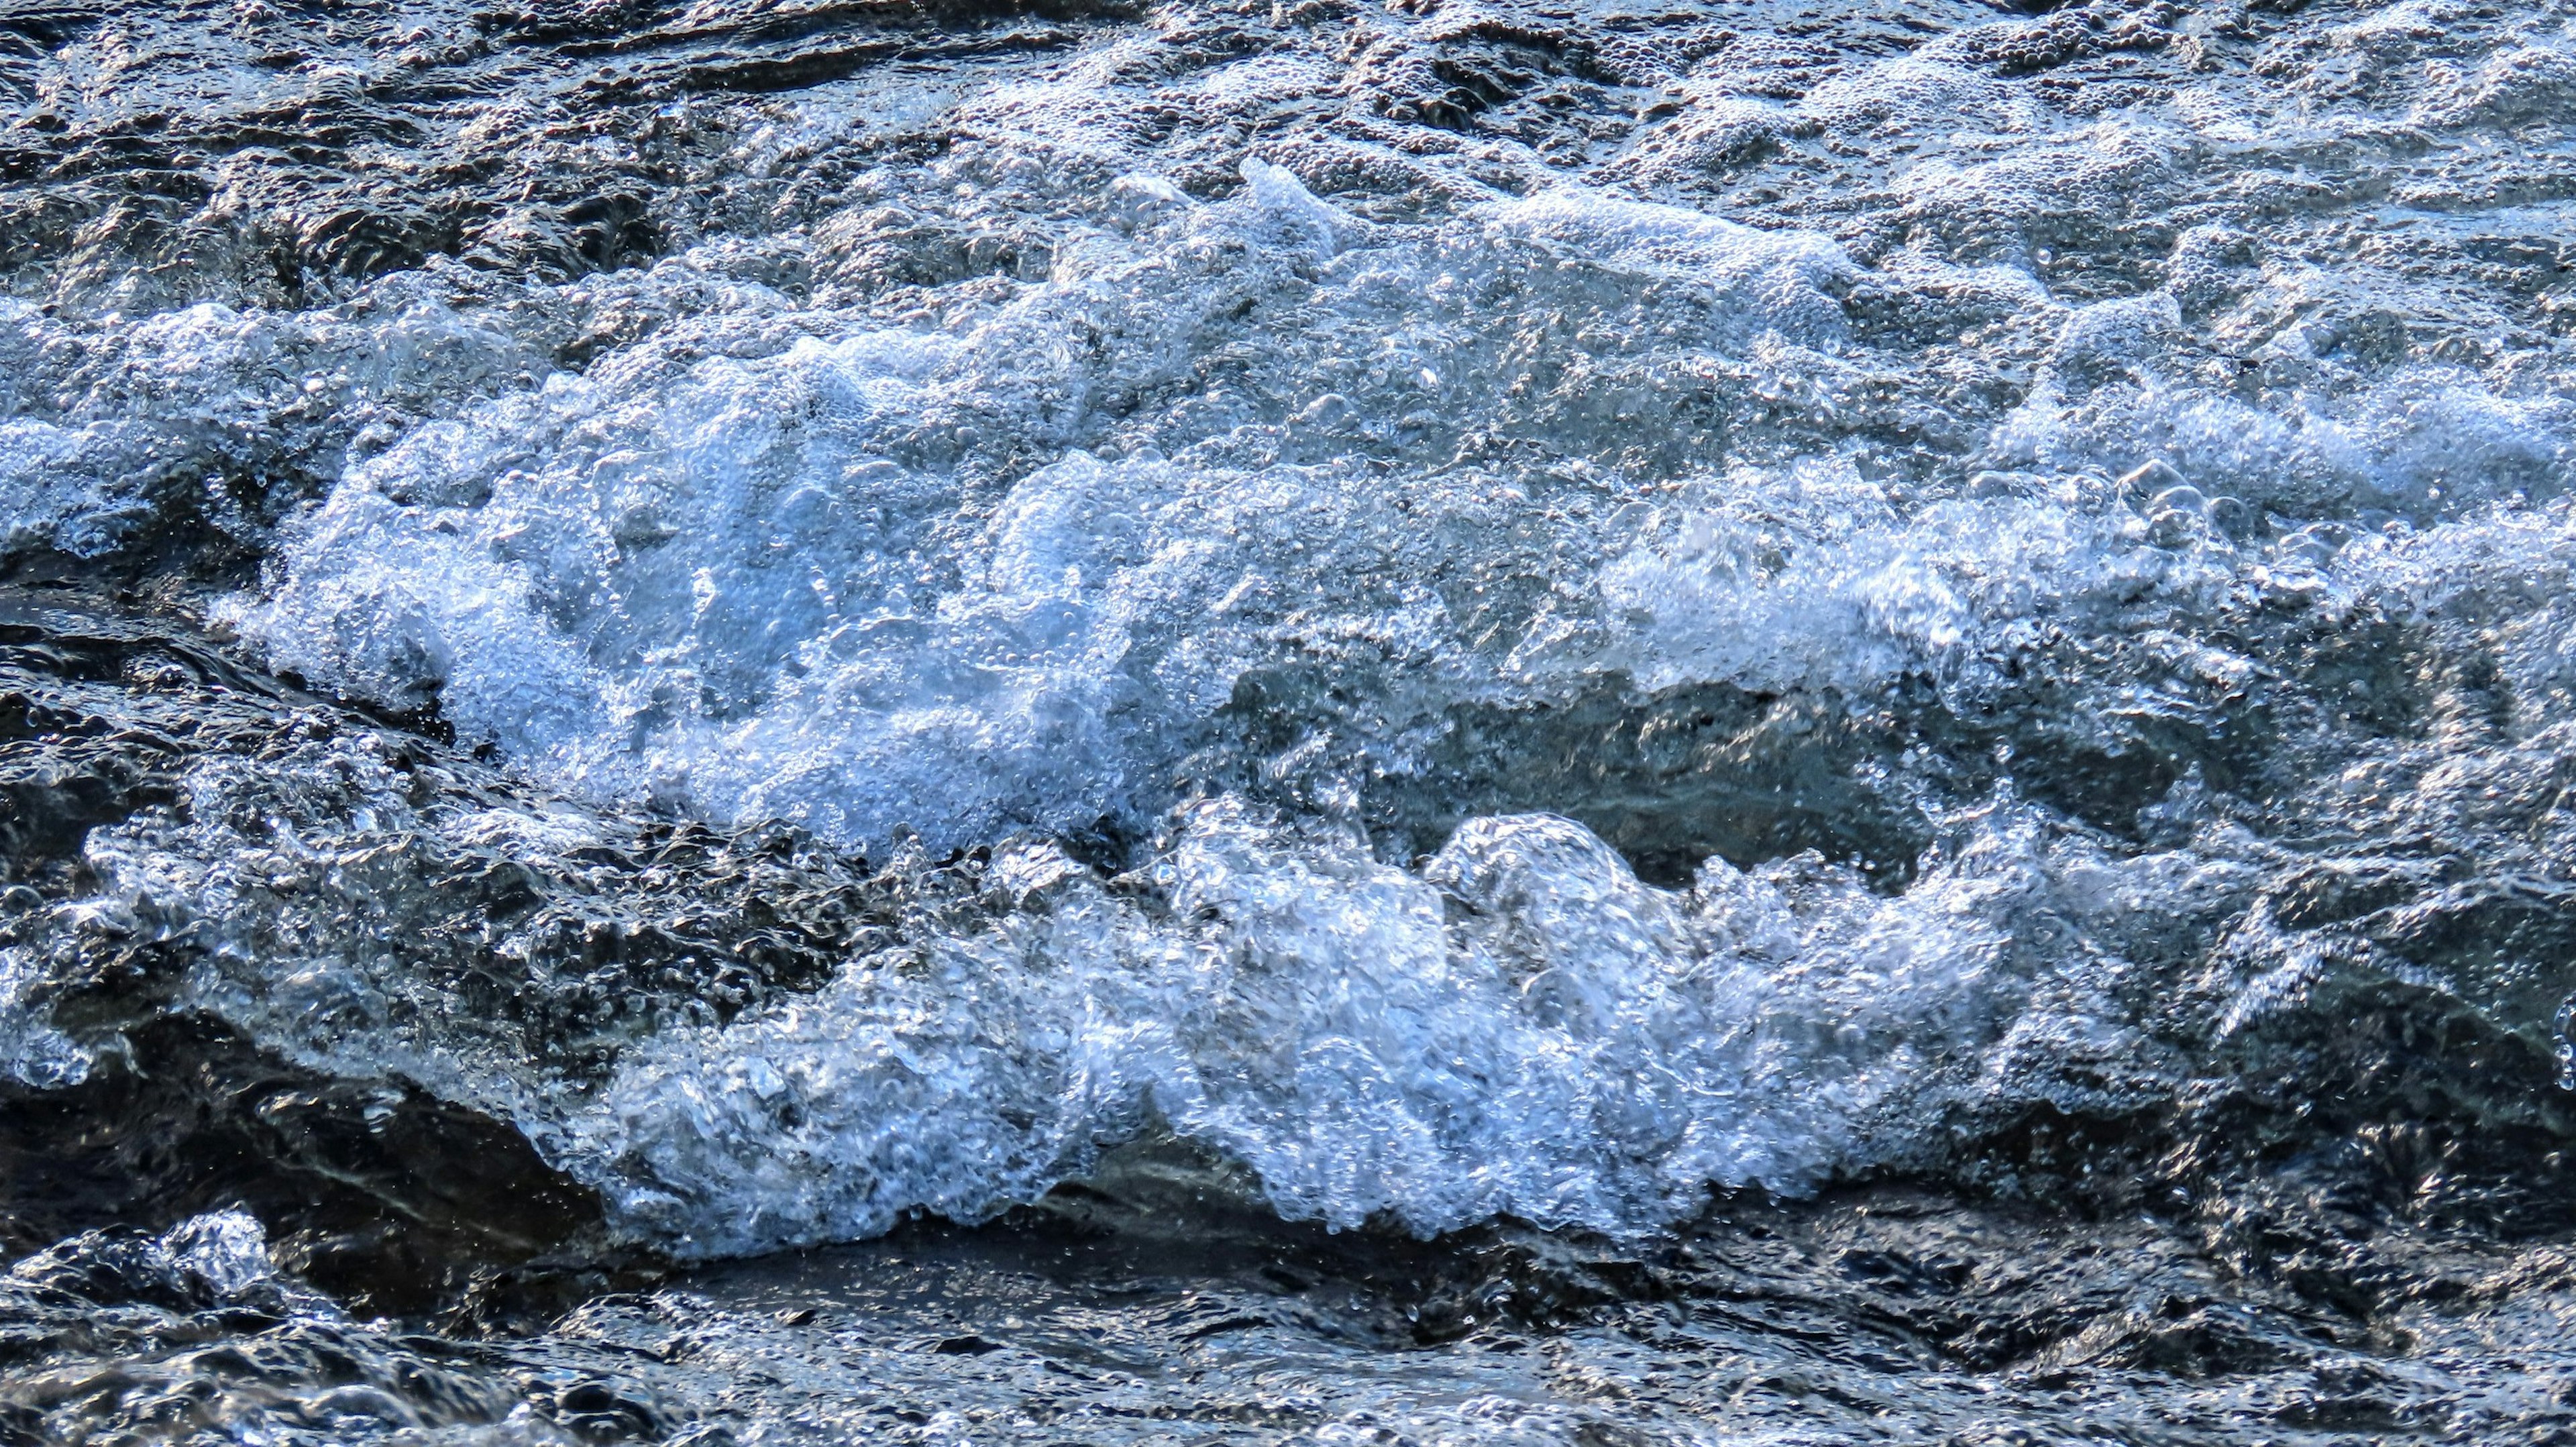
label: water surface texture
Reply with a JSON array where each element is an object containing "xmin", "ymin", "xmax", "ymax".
[{"xmin": 5, "ymin": 0, "xmax": 2576, "ymax": 1441}]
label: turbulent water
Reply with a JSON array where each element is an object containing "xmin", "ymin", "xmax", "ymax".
[{"xmin": 4, "ymin": 0, "xmax": 2576, "ymax": 1440}]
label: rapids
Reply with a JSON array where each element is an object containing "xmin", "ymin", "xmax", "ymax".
[{"xmin": 3, "ymin": 0, "xmax": 2576, "ymax": 1440}]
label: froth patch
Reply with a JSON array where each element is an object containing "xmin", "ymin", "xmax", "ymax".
[
  {"xmin": 223, "ymin": 169, "xmax": 1856, "ymax": 853},
  {"xmin": 579, "ymin": 800, "xmax": 2076, "ymax": 1255}
]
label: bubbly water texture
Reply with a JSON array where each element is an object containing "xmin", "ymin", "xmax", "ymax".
[
  {"xmin": 64, "ymin": 722, "xmax": 2161, "ymax": 1253},
  {"xmin": 590, "ymin": 802, "xmax": 2078, "ymax": 1252},
  {"xmin": 213, "ymin": 162, "xmax": 2575, "ymax": 842},
  {"xmin": 216, "ymin": 171, "xmax": 1861, "ymax": 845},
  {"xmin": 48, "ymin": 165, "xmax": 2576, "ymax": 1252},
  {"xmin": 8, "ymin": 0, "xmax": 2576, "ymax": 1270}
]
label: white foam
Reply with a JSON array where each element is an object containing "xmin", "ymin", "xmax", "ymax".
[
  {"xmin": 0, "ymin": 290, "xmax": 536, "ymax": 559},
  {"xmin": 1576, "ymin": 456, "xmax": 2236, "ymax": 701},
  {"xmin": 576, "ymin": 799, "xmax": 2090, "ymax": 1254},
  {"xmin": 0, "ymin": 936, "xmax": 90, "ymax": 1088},
  {"xmin": 26, "ymin": 702, "xmax": 2209, "ymax": 1257},
  {"xmin": 161, "ymin": 1209, "xmax": 282, "ymax": 1299},
  {"xmin": 1988, "ymin": 372, "xmax": 2576, "ymax": 517},
  {"xmin": 9, "ymin": 63, "xmax": 2573, "ymax": 1263},
  {"xmin": 223, "ymin": 166, "xmax": 1855, "ymax": 853}
]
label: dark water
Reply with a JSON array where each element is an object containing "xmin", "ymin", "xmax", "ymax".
[{"xmin": 5, "ymin": 0, "xmax": 2576, "ymax": 1440}]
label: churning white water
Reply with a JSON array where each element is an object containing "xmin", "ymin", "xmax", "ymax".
[{"xmin": 5, "ymin": 0, "xmax": 2575, "ymax": 1265}]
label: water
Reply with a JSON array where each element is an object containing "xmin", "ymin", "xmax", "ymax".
[{"xmin": 5, "ymin": 0, "xmax": 2576, "ymax": 1440}]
